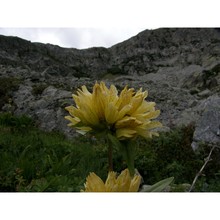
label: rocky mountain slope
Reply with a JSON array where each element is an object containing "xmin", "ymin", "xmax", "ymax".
[{"xmin": 0, "ymin": 28, "xmax": 220, "ymax": 148}]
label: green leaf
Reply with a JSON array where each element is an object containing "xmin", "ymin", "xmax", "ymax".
[
  {"xmin": 142, "ymin": 177, "xmax": 174, "ymax": 192},
  {"xmin": 120, "ymin": 140, "xmax": 136, "ymax": 177},
  {"xmin": 107, "ymin": 133, "xmax": 123, "ymax": 149}
]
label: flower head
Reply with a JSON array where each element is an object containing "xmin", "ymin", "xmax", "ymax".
[
  {"xmin": 65, "ymin": 81, "xmax": 162, "ymax": 140},
  {"xmin": 81, "ymin": 168, "xmax": 141, "ymax": 192}
]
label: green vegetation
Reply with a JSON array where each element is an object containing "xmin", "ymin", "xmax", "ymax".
[
  {"xmin": 0, "ymin": 112, "xmax": 108, "ymax": 192},
  {"xmin": 0, "ymin": 77, "xmax": 21, "ymax": 109},
  {"xmin": 0, "ymin": 112, "xmax": 220, "ymax": 192}
]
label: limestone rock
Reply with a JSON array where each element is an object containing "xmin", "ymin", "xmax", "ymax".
[{"xmin": 192, "ymin": 95, "xmax": 220, "ymax": 149}]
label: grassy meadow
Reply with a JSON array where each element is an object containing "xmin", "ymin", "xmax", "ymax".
[{"xmin": 0, "ymin": 112, "xmax": 220, "ymax": 192}]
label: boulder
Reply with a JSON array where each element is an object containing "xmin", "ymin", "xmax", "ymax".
[{"xmin": 192, "ymin": 95, "xmax": 220, "ymax": 150}]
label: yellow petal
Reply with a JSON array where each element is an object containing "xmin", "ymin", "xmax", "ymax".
[
  {"xmin": 129, "ymin": 175, "xmax": 141, "ymax": 192},
  {"xmin": 65, "ymin": 106, "xmax": 85, "ymax": 122},
  {"xmin": 75, "ymin": 126, "xmax": 92, "ymax": 135},
  {"xmin": 135, "ymin": 88, "xmax": 148, "ymax": 99},
  {"xmin": 105, "ymin": 171, "xmax": 117, "ymax": 192},
  {"xmin": 135, "ymin": 121, "xmax": 162, "ymax": 139},
  {"xmin": 117, "ymin": 87, "xmax": 134, "ymax": 110},
  {"xmin": 116, "ymin": 128, "xmax": 137, "ymax": 139},
  {"xmin": 132, "ymin": 101, "xmax": 156, "ymax": 115},
  {"xmin": 84, "ymin": 172, "xmax": 106, "ymax": 192},
  {"xmin": 80, "ymin": 108, "xmax": 100, "ymax": 126},
  {"xmin": 127, "ymin": 96, "xmax": 144, "ymax": 115},
  {"xmin": 81, "ymin": 85, "xmax": 91, "ymax": 95},
  {"xmin": 109, "ymin": 84, "xmax": 118, "ymax": 101},
  {"xmin": 64, "ymin": 116, "xmax": 81, "ymax": 126},
  {"xmin": 65, "ymin": 106, "xmax": 77, "ymax": 117},
  {"xmin": 92, "ymin": 82, "xmax": 106, "ymax": 118},
  {"xmin": 116, "ymin": 116, "xmax": 142, "ymax": 128},
  {"xmin": 117, "ymin": 104, "xmax": 132, "ymax": 121},
  {"xmin": 116, "ymin": 169, "xmax": 131, "ymax": 192},
  {"xmin": 141, "ymin": 110, "xmax": 161, "ymax": 120},
  {"xmin": 104, "ymin": 102, "xmax": 119, "ymax": 124},
  {"xmin": 144, "ymin": 121, "xmax": 163, "ymax": 129}
]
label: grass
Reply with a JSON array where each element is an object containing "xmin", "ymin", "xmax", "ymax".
[
  {"xmin": 0, "ymin": 112, "xmax": 220, "ymax": 192},
  {"xmin": 0, "ymin": 112, "xmax": 108, "ymax": 192},
  {"xmin": 0, "ymin": 77, "xmax": 21, "ymax": 109}
]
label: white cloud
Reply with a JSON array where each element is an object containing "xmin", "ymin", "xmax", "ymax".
[{"xmin": 0, "ymin": 27, "xmax": 146, "ymax": 49}]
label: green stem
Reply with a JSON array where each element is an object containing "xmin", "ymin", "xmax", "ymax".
[
  {"xmin": 106, "ymin": 133, "xmax": 135, "ymax": 176},
  {"xmin": 108, "ymin": 140, "xmax": 113, "ymax": 172}
]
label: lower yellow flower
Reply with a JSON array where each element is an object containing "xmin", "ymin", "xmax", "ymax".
[{"xmin": 81, "ymin": 168, "xmax": 141, "ymax": 192}]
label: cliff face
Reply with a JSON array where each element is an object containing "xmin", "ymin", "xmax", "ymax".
[{"xmin": 0, "ymin": 28, "xmax": 220, "ymax": 147}]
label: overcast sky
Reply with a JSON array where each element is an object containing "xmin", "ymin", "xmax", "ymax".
[
  {"xmin": 1, "ymin": 0, "xmax": 218, "ymax": 50},
  {"xmin": 0, "ymin": 27, "xmax": 147, "ymax": 49}
]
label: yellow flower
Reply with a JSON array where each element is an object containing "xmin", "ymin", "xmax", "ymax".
[
  {"xmin": 81, "ymin": 168, "xmax": 141, "ymax": 192},
  {"xmin": 65, "ymin": 81, "xmax": 162, "ymax": 139}
]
